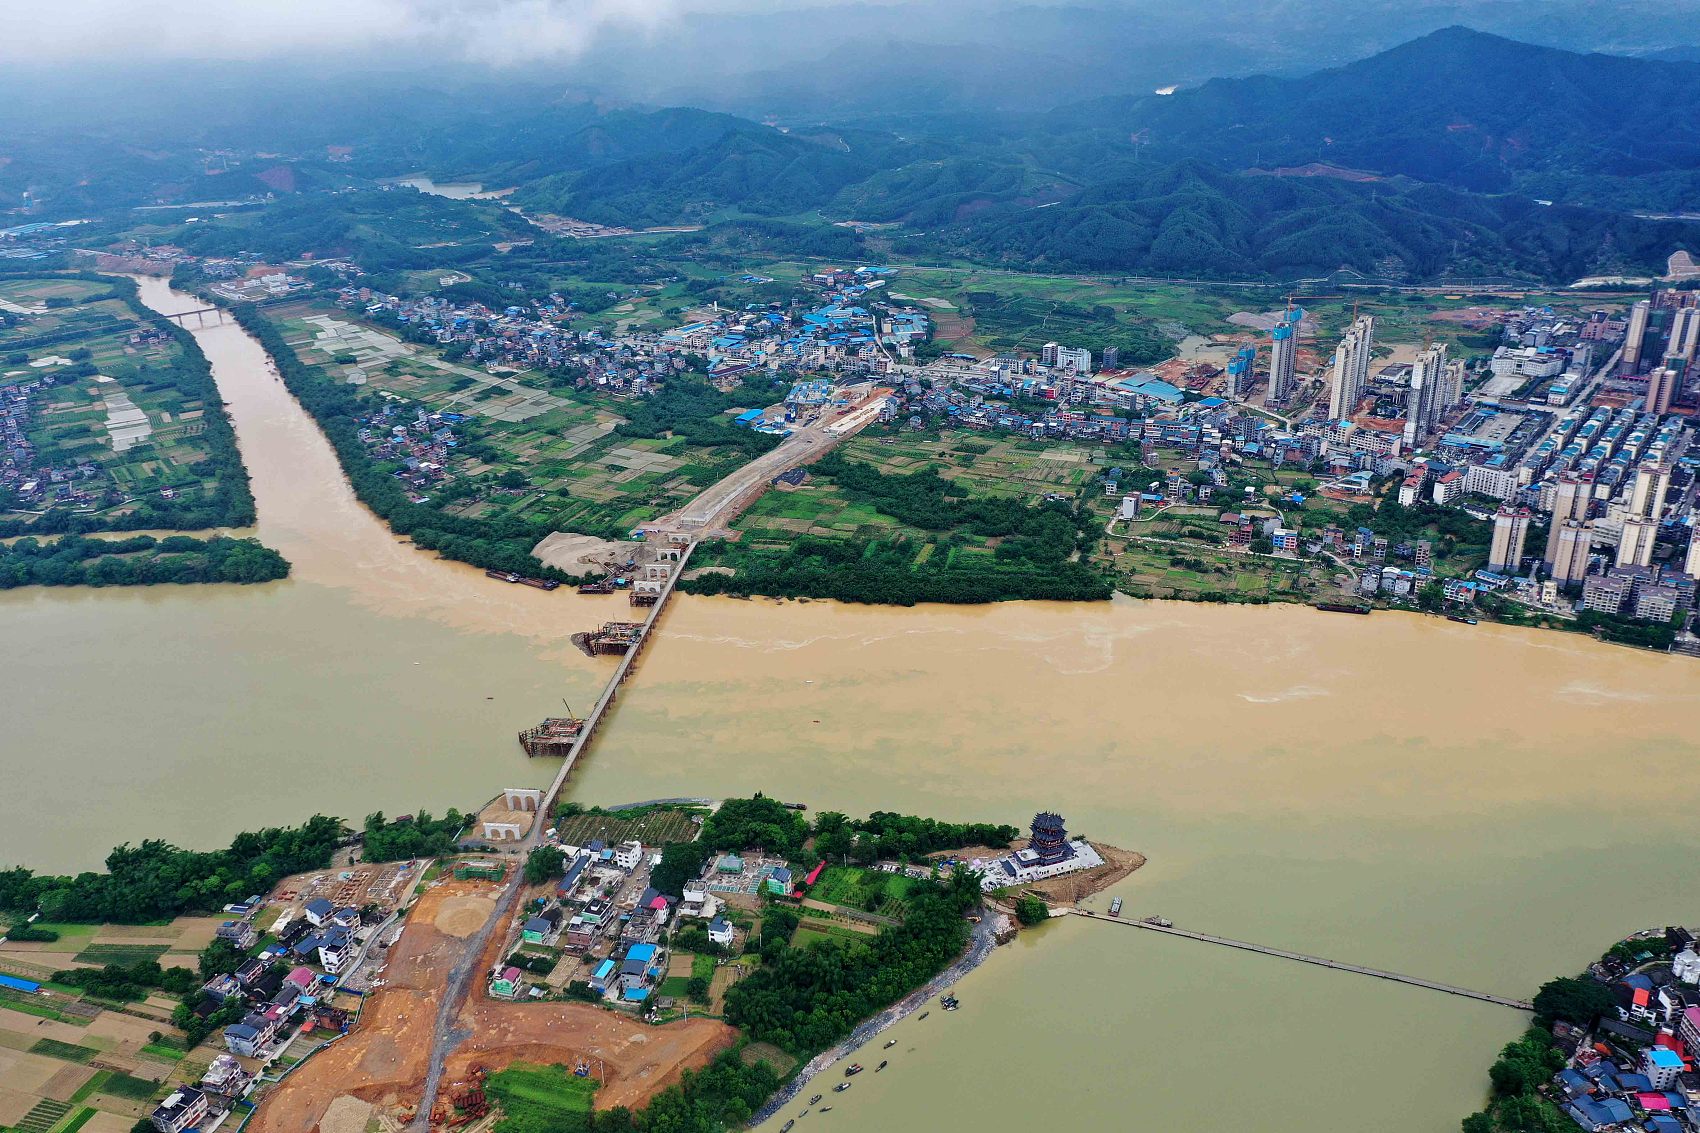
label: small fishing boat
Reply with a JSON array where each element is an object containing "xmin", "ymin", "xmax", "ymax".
[
  {"xmin": 782, "ymin": 1122, "xmax": 794, "ymax": 1132},
  {"xmin": 941, "ymin": 995, "xmax": 960, "ymax": 1011},
  {"xmin": 918, "ymin": 1011, "xmax": 929, "ymax": 1020},
  {"xmin": 844, "ymin": 1064, "xmax": 863, "ymax": 1077},
  {"xmin": 820, "ymin": 1106, "xmax": 832, "ymax": 1112},
  {"xmin": 834, "ymin": 1083, "xmax": 851, "ymax": 1093},
  {"xmin": 809, "ymin": 1095, "xmax": 822, "ymax": 1105},
  {"xmin": 883, "ymin": 1039, "xmax": 897, "ymax": 1049},
  {"xmin": 876, "ymin": 1061, "xmax": 888, "ymax": 1072}
]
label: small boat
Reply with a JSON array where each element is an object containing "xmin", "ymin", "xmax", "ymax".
[
  {"xmin": 844, "ymin": 1064, "xmax": 863, "ymax": 1077},
  {"xmin": 1447, "ymin": 614, "xmax": 1479, "ymax": 625},
  {"xmin": 883, "ymin": 1039, "xmax": 896, "ymax": 1049},
  {"xmin": 940, "ymin": 995, "xmax": 959, "ymax": 1011},
  {"xmin": 834, "ymin": 1083, "xmax": 851, "ymax": 1093},
  {"xmin": 820, "ymin": 1106, "xmax": 832, "ymax": 1112},
  {"xmin": 1108, "ymin": 896, "xmax": 1123, "ymax": 917},
  {"xmin": 782, "ymin": 1122, "xmax": 794, "ymax": 1132},
  {"xmin": 918, "ymin": 1012, "xmax": 929, "ymax": 1020},
  {"xmin": 809, "ymin": 1095, "xmax": 822, "ymax": 1105},
  {"xmin": 1144, "ymin": 915, "xmax": 1173, "ymax": 928},
  {"xmin": 876, "ymin": 1061, "xmax": 887, "ymax": 1072}
]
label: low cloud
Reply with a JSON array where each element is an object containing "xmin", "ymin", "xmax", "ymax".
[{"xmin": 0, "ymin": 0, "xmax": 684, "ymax": 65}]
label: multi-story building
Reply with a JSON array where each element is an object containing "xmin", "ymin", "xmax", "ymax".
[
  {"xmin": 1549, "ymin": 521, "xmax": 1594, "ymax": 590},
  {"xmin": 1667, "ymin": 306, "xmax": 1700, "ymax": 367},
  {"xmin": 1629, "ymin": 463, "xmax": 1671, "ymax": 519},
  {"xmin": 1582, "ymin": 568, "xmax": 1638, "ymax": 614},
  {"xmin": 1267, "ymin": 308, "xmax": 1302, "ymax": 404},
  {"xmin": 1543, "ymin": 474, "xmax": 1592, "ymax": 572},
  {"xmin": 1635, "ymin": 580, "xmax": 1690, "ymax": 622},
  {"xmin": 1646, "ymin": 366, "xmax": 1680, "ymax": 416},
  {"xmin": 1328, "ymin": 314, "xmax": 1375, "ymax": 420},
  {"xmin": 150, "ymin": 1088, "xmax": 209, "ymax": 1133},
  {"xmin": 1616, "ymin": 515, "xmax": 1659, "ymax": 569},
  {"xmin": 1686, "ymin": 519, "xmax": 1700, "ymax": 580},
  {"xmin": 1488, "ymin": 506, "xmax": 1531, "ymax": 574},
  {"xmin": 1621, "ymin": 299, "xmax": 1651, "ymax": 374},
  {"xmin": 1402, "ymin": 343, "xmax": 1449, "ymax": 447},
  {"xmin": 1227, "ymin": 345, "xmax": 1256, "ymax": 400}
]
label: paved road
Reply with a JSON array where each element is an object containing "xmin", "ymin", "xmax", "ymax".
[{"xmin": 653, "ymin": 403, "xmax": 882, "ymax": 537}]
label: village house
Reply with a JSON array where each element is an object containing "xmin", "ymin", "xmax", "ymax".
[{"xmin": 149, "ymin": 1087, "xmax": 209, "ymax": 1133}]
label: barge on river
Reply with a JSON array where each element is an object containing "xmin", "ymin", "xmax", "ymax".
[{"xmin": 485, "ymin": 569, "xmax": 560, "ymax": 591}]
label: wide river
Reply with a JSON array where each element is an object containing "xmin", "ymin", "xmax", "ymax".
[{"xmin": 5, "ymin": 278, "xmax": 1699, "ymax": 1130}]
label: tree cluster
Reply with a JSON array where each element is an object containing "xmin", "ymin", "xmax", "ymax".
[
  {"xmin": 700, "ymin": 796, "xmax": 810, "ymax": 858},
  {"xmin": 53, "ymin": 959, "xmax": 200, "ymax": 1002},
  {"xmin": 812, "ymin": 810, "xmax": 1018, "ymax": 865},
  {"xmin": 724, "ymin": 870, "xmax": 981, "ymax": 1057},
  {"xmin": 0, "ymin": 816, "xmax": 346, "ymax": 923},
  {"xmin": 359, "ymin": 811, "xmax": 464, "ymax": 862},
  {"xmin": 0, "ymin": 534, "xmax": 289, "ymax": 589}
]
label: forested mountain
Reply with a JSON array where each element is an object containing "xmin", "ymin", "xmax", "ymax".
[
  {"xmin": 1052, "ymin": 27, "xmax": 1700, "ymax": 210},
  {"xmin": 7, "ymin": 25, "xmax": 1698, "ymax": 285},
  {"xmin": 931, "ymin": 161, "xmax": 1697, "ymax": 281}
]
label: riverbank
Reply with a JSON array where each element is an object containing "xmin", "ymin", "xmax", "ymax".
[{"xmin": 749, "ymin": 911, "xmax": 1009, "ymax": 1126}]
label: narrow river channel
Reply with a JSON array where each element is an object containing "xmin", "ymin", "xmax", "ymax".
[{"xmin": 3, "ymin": 278, "xmax": 1697, "ymax": 1131}]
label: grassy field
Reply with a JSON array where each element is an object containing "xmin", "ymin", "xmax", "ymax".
[
  {"xmin": 791, "ymin": 919, "xmax": 874, "ymax": 949},
  {"xmin": 0, "ymin": 276, "xmax": 245, "ymax": 533},
  {"xmin": 485, "ymin": 1062, "xmax": 598, "ymax": 1133},
  {"xmin": 808, "ymin": 866, "xmax": 919, "ymax": 919},
  {"xmin": 552, "ymin": 806, "xmax": 705, "ymax": 848},
  {"xmin": 734, "ymin": 428, "xmax": 1103, "ymax": 559}
]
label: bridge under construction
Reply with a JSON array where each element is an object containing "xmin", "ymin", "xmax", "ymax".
[{"xmin": 1072, "ymin": 909, "xmax": 1532, "ymax": 1011}]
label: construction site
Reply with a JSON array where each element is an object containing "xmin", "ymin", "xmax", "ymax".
[{"xmin": 246, "ymin": 870, "xmax": 735, "ymax": 1133}]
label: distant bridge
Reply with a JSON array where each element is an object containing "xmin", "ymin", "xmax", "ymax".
[
  {"xmin": 1072, "ymin": 910, "xmax": 1532, "ymax": 1011},
  {"xmin": 162, "ymin": 306, "xmax": 227, "ymax": 327}
]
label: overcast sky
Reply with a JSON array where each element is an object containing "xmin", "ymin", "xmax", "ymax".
[{"xmin": 0, "ymin": 0, "xmax": 716, "ymax": 65}]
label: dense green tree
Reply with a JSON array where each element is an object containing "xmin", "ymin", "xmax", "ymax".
[{"xmin": 1531, "ymin": 977, "xmax": 1615, "ymax": 1026}]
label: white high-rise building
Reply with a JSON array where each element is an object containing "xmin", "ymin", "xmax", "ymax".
[
  {"xmin": 1617, "ymin": 516, "xmax": 1659, "ymax": 569},
  {"xmin": 1328, "ymin": 314, "xmax": 1376, "ymax": 421},
  {"xmin": 1621, "ymin": 299, "xmax": 1651, "ymax": 374},
  {"xmin": 1402, "ymin": 343, "xmax": 1448, "ymax": 447},
  {"xmin": 1684, "ymin": 518, "xmax": 1700, "ymax": 580},
  {"xmin": 1488, "ymin": 506, "xmax": 1531, "ymax": 574},
  {"xmin": 1549, "ymin": 521, "xmax": 1594, "ymax": 590},
  {"xmin": 1668, "ymin": 306, "xmax": 1700, "ymax": 367},
  {"xmin": 1629, "ymin": 463, "xmax": 1671, "ymax": 520},
  {"xmin": 1544, "ymin": 473, "xmax": 1592, "ymax": 572}
]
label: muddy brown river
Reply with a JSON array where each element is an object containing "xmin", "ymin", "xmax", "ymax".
[{"xmin": 1, "ymin": 277, "xmax": 1695, "ymax": 1131}]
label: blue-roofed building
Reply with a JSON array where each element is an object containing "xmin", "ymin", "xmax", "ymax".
[
  {"xmin": 622, "ymin": 986, "xmax": 651, "ymax": 1003},
  {"xmin": 590, "ymin": 959, "xmax": 617, "ymax": 992},
  {"xmin": 627, "ymin": 943, "xmax": 658, "ymax": 964},
  {"xmin": 0, "ymin": 974, "xmax": 39, "ymax": 994}
]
